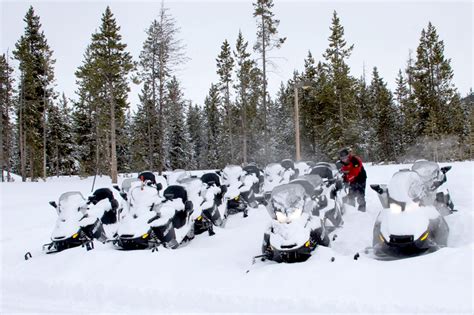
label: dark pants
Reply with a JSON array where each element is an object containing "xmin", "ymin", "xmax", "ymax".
[{"xmin": 348, "ymin": 181, "xmax": 366, "ymax": 212}]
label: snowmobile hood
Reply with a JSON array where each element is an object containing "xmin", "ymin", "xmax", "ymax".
[
  {"xmin": 388, "ymin": 170, "xmax": 425, "ymax": 203},
  {"xmin": 117, "ymin": 208, "xmax": 154, "ymax": 237},
  {"xmin": 268, "ymin": 214, "xmax": 320, "ymax": 249},
  {"xmin": 379, "ymin": 205, "xmax": 438, "ymax": 240}
]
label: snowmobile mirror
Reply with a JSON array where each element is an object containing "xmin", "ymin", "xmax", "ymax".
[
  {"xmin": 113, "ymin": 185, "xmax": 120, "ymax": 192},
  {"xmin": 49, "ymin": 201, "xmax": 57, "ymax": 208},
  {"xmin": 370, "ymin": 184, "xmax": 384, "ymax": 195},
  {"xmin": 441, "ymin": 166, "xmax": 452, "ymax": 174},
  {"xmin": 157, "ymin": 183, "xmax": 163, "ymax": 191}
]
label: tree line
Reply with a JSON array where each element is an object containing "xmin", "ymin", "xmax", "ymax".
[{"xmin": 0, "ymin": 0, "xmax": 471, "ymax": 182}]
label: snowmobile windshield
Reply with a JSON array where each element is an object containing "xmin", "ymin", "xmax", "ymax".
[
  {"xmin": 58, "ymin": 192, "xmax": 87, "ymax": 215},
  {"xmin": 388, "ymin": 170, "xmax": 425, "ymax": 204},
  {"xmin": 222, "ymin": 165, "xmax": 243, "ymax": 185},
  {"xmin": 167, "ymin": 169, "xmax": 189, "ymax": 185},
  {"xmin": 130, "ymin": 185, "xmax": 160, "ymax": 211},
  {"xmin": 310, "ymin": 165, "xmax": 334, "ymax": 180},
  {"xmin": 411, "ymin": 160, "xmax": 442, "ymax": 185},
  {"xmin": 180, "ymin": 178, "xmax": 204, "ymax": 197},
  {"xmin": 121, "ymin": 178, "xmax": 140, "ymax": 193},
  {"xmin": 271, "ymin": 184, "xmax": 306, "ymax": 215},
  {"xmin": 265, "ymin": 163, "xmax": 284, "ymax": 179}
]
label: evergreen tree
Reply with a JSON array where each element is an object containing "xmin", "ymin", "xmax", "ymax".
[
  {"xmin": 253, "ymin": 0, "xmax": 286, "ymax": 163},
  {"xmin": 46, "ymin": 93, "xmax": 75, "ymax": 176},
  {"xmin": 216, "ymin": 39, "xmax": 235, "ymax": 164},
  {"xmin": 165, "ymin": 77, "xmax": 189, "ymax": 170},
  {"xmin": 138, "ymin": 3, "xmax": 187, "ymax": 173},
  {"xmin": 13, "ymin": 6, "xmax": 55, "ymax": 181},
  {"xmin": 186, "ymin": 103, "xmax": 204, "ymax": 170},
  {"xmin": 369, "ymin": 67, "xmax": 399, "ymax": 163},
  {"xmin": 0, "ymin": 53, "xmax": 15, "ymax": 181},
  {"xmin": 203, "ymin": 84, "xmax": 222, "ymax": 168},
  {"xmin": 74, "ymin": 7, "xmax": 134, "ymax": 183},
  {"xmin": 233, "ymin": 31, "xmax": 254, "ymax": 164},
  {"xmin": 323, "ymin": 11, "xmax": 356, "ymax": 157}
]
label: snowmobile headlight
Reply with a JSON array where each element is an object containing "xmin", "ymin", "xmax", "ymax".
[
  {"xmin": 378, "ymin": 233, "xmax": 386, "ymax": 243},
  {"xmin": 305, "ymin": 240, "xmax": 311, "ymax": 248},
  {"xmin": 72, "ymin": 233, "xmax": 79, "ymax": 239},
  {"xmin": 197, "ymin": 215, "xmax": 203, "ymax": 221},
  {"xmin": 234, "ymin": 196, "xmax": 239, "ymax": 201},
  {"xmin": 390, "ymin": 203, "xmax": 403, "ymax": 214},
  {"xmin": 142, "ymin": 233, "xmax": 149, "ymax": 239},
  {"xmin": 419, "ymin": 231, "xmax": 429, "ymax": 241}
]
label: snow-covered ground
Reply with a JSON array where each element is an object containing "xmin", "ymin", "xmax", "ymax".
[{"xmin": 1, "ymin": 162, "xmax": 473, "ymax": 313}]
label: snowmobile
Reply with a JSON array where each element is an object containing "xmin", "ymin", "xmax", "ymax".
[
  {"xmin": 87, "ymin": 187, "xmax": 128, "ymax": 225},
  {"xmin": 222, "ymin": 165, "xmax": 257, "ymax": 217},
  {"xmin": 179, "ymin": 176, "xmax": 220, "ymax": 236},
  {"xmin": 199, "ymin": 172, "xmax": 228, "ymax": 229},
  {"xmin": 114, "ymin": 181, "xmax": 163, "ymax": 250},
  {"xmin": 257, "ymin": 181, "xmax": 330, "ymax": 263},
  {"xmin": 369, "ymin": 169, "xmax": 449, "ymax": 259},
  {"xmin": 309, "ymin": 162, "xmax": 346, "ymax": 228},
  {"xmin": 43, "ymin": 191, "xmax": 107, "ymax": 253},
  {"xmin": 411, "ymin": 160, "xmax": 456, "ymax": 216},
  {"xmin": 243, "ymin": 164, "xmax": 264, "ymax": 199},
  {"xmin": 280, "ymin": 159, "xmax": 299, "ymax": 182},
  {"xmin": 146, "ymin": 185, "xmax": 195, "ymax": 249}
]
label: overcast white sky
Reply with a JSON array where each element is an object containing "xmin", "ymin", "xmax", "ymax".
[{"xmin": 1, "ymin": 0, "xmax": 472, "ymax": 110}]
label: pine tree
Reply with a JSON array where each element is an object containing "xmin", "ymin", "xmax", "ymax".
[
  {"xmin": 165, "ymin": 77, "xmax": 189, "ymax": 170},
  {"xmin": 323, "ymin": 11, "xmax": 356, "ymax": 157},
  {"xmin": 216, "ymin": 39, "xmax": 235, "ymax": 164},
  {"xmin": 13, "ymin": 6, "xmax": 56, "ymax": 181},
  {"xmin": 369, "ymin": 67, "xmax": 399, "ymax": 163},
  {"xmin": 233, "ymin": 31, "xmax": 255, "ymax": 164},
  {"xmin": 46, "ymin": 93, "xmax": 75, "ymax": 176},
  {"xmin": 253, "ymin": 0, "xmax": 286, "ymax": 163},
  {"xmin": 74, "ymin": 7, "xmax": 134, "ymax": 183},
  {"xmin": 203, "ymin": 84, "xmax": 222, "ymax": 168},
  {"xmin": 0, "ymin": 53, "xmax": 15, "ymax": 181},
  {"xmin": 138, "ymin": 3, "xmax": 187, "ymax": 173},
  {"xmin": 186, "ymin": 103, "xmax": 204, "ymax": 170}
]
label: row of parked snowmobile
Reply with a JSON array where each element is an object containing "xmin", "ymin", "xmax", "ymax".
[{"xmin": 29, "ymin": 159, "xmax": 456, "ymax": 265}]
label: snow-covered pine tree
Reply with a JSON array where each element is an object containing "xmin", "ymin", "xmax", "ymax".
[
  {"xmin": 138, "ymin": 3, "xmax": 187, "ymax": 173},
  {"xmin": 323, "ymin": 11, "xmax": 357, "ymax": 158},
  {"xmin": 203, "ymin": 84, "xmax": 222, "ymax": 169},
  {"xmin": 186, "ymin": 103, "xmax": 204, "ymax": 170},
  {"xmin": 369, "ymin": 67, "xmax": 399, "ymax": 163},
  {"xmin": 0, "ymin": 53, "xmax": 15, "ymax": 181},
  {"xmin": 216, "ymin": 39, "xmax": 235, "ymax": 164},
  {"xmin": 46, "ymin": 93, "xmax": 75, "ymax": 176},
  {"xmin": 253, "ymin": 0, "xmax": 286, "ymax": 164},
  {"xmin": 13, "ymin": 6, "xmax": 56, "ymax": 181},
  {"xmin": 165, "ymin": 77, "xmax": 190, "ymax": 170}
]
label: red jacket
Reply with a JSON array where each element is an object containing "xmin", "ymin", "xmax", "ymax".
[{"xmin": 341, "ymin": 155, "xmax": 366, "ymax": 184}]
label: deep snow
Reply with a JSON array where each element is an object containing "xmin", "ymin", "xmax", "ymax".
[{"xmin": 1, "ymin": 162, "xmax": 473, "ymax": 313}]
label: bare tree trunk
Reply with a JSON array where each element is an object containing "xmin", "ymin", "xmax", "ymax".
[
  {"xmin": 242, "ymin": 97, "xmax": 247, "ymax": 165},
  {"xmin": 226, "ymin": 82, "xmax": 234, "ymax": 162},
  {"xmin": 19, "ymin": 74, "xmax": 26, "ymax": 182},
  {"xmin": 42, "ymin": 94, "xmax": 47, "ymax": 180}
]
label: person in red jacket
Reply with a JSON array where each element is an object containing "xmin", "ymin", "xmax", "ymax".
[{"xmin": 338, "ymin": 148, "xmax": 367, "ymax": 212}]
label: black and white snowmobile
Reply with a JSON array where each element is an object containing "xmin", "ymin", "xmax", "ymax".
[
  {"xmin": 197, "ymin": 172, "xmax": 228, "ymax": 231},
  {"xmin": 309, "ymin": 162, "xmax": 346, "ymax": 228},
  {"xmin": 222, "ymin": 165, "xmax": 258, "ymax": 217},
  {"xmin": 114, "ymin": 177, "xmax": 164, "ymax": 250},
  {"xmin": 411, "ymin": 160, "xmax": 456, "ymax": 216},
  {"xmin": 86, "ymin": 187, "xmax": 127, "ymax": 225},
  {"xmin": 43, "ymin": 192, "xmax": 107, "ymax": 253},
  {"xmin": 146, "ymin": 185, "xmax": 195, "ymax": 249},
  {"xmin": 243, "ymin": 164, "xmax": 264, "ymax": 203},
  {"xmin": 257, "ymin": 181, "xmax": 330, "ymax": 263},
  {"xmin": 368, "ymin": 169, "xmax": 449, "ymax": 259}
]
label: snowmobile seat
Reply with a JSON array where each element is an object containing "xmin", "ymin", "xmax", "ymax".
[
  {"xmin": 201, "ymin": 173, "xmax": 221, "ymax": 187},
  {"xmin": 138, "ymin": 171, "xmax": 156, "ymax": 185},
  {"xmin": 163, "ymin": 185, "xmax": 188, "ymax": 203},
  {"xmin": 89, "ymin": 188, "xmax": 115, "ymax": 205}
]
